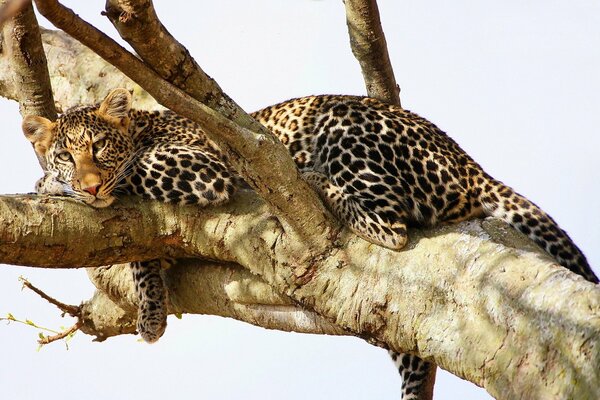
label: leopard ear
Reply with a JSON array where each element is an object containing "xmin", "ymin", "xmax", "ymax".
[
  {"xmin": 22, "ymin": 115, "xmax": 56, "ymax": 159},
  {"xmin": 98, "ymin": 88, "xmax": 132, "ymax": 121}
]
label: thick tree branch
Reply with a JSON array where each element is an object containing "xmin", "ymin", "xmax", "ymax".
[
  {"xmin": 1, "ymin": 11, "xmax": 597, "ymax": 400},
  {"xmin": 79, "ymin": 261, "xmax": 346, "ymax": 340},
  {"xmin": 1, "ymin": 193, "xmax": 598, "ymax": 399},
  {"xmin": 344, "ymin": 0, "xmax": 400, "ymax": 105},
  {"xmin": 0, "ymin": 1, "xmax": 55, "ymax": 119},
  {"xmin": 1, "ymin": 1, "xmax": 54, "ymax": 171},
  {"xmin": 33, "ymin": 0, "xmax": 336, "ymax": 252}
]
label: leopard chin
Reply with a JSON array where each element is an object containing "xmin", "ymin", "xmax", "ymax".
[{"xmin": 87, "ymin": 196, "xmax": 115, "ymax": 208}]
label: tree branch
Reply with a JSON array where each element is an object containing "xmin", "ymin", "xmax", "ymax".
[
  {"xmin": 1, "ymin": 1, "xmax": 54, "ymax": 171},
  {"xmin": 103, "ymin": 0, "xmax": 263, "ymax": 131},
  {"xmin": 344, "ymin": 0, "xmax": 400, "ymax": 105},
  {"xmin": 0, "ymin": 1, "xmax": 55, "ymax": 119},
  {"xmin": 1, "ymin": 193, "xmax": 598, "ymax": 399},
  {"xmin": 81, "ymin": 261, "xmax": 346, "ymax": 340},
  {"xmin": 2, "ymin": 12, "xmax": 597, "ymax": 400},
  {"xmin": 0, "ymin": 0, "xmax": 30, "ymax": 26},
  {"xmin": 33, "ymin": 0, "xmax": 336, "ymax": 251}
]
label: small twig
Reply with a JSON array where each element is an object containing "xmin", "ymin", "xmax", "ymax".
[
  {"xmin": 20, "ymin": 276, "xmax": 80, "ymax": 317},
  {"xmin": 37, "ymin": 320, "xmax": 82, "ymax": 345},
  {"xmin": 1, "ymin": 313, "xmax": 61, "ymax": 334},
  {"xmin": 0, "ymin": 0, "xmax": 31, "ymax": 27}
]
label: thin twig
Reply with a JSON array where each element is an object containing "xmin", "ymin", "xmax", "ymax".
[
  {"xmin": 20, "ymin": 276, "xmax": 80, "ymax": 317},
  {"xmin": 37, "ymin": 320, "xmax": 82, "ymax": 345}
]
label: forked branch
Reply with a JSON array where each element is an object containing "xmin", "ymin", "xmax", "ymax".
[{"xmin": 33, "ymin": 0, "xmax": 337, "ymax": 251}]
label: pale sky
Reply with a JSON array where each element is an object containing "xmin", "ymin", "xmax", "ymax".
[{"xmin": 1, "ymin": 1, "xmax": 599, "ymax": 399}]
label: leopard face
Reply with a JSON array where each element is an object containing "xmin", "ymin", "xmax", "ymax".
[{"xmin": 23, "ymin": 89, "xmax": 135, "ymax": 208}]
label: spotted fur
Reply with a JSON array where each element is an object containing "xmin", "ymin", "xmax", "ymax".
[
  {"xmin": 24, "ymin": 90, "xmax": 597, "ymax": 399},
  {"xmin": 252, "ymin": 95, "xmax": 597, "ymax": 282}
]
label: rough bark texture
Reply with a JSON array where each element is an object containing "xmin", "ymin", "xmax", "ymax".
[
  {"xmin": 344, "ymin": 0, "xmax": 400, "ymax": 106},
  {"xmin": 33, "ymin": 0, "xmax": 336, "ymax": 250},
  {"xmin": 82, "ymin": 261, "xmax": 346, "ymax": 340},
  {"xmin": 1, "ymin": 193, "xmax": 599, "ymax": 400},
  {"xmin": 0, "ymin": 1, "xmax": 56, "ymax": 119},
  {"xmin": 1, "ymin": 1, "xmax": 55, "ymax": 171},
  {"xmin": 0, "ymin": 0, "xmax": 30, "ymax": 26}
]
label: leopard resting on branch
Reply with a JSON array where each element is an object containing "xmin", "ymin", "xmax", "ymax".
[{"xmin": 22, "ymin": 88, "xmax": 598, "ymax": 400}]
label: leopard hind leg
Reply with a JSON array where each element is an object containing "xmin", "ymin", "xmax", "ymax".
[
  {"xmin": 389, "ymin": 351, "xmax": 436, "ymax": 400},
  {"xmin": 302, "ymin": 170, "xmax": 408, "ymax": 250},
  {"xmin": 131, "ymin": 259, "xmax": 169, "ymax": 343}
]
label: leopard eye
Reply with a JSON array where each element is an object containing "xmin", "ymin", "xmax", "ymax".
[
  {"xmin": 93, "ymin": 138, "xmax": 106, "ymax": 152},
  {"xmin": 57, "ymin": 151, "xmax": 73, "ymax": 163}
]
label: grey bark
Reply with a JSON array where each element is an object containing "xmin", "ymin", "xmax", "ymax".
[
  {"xmin": 103, "ymin": 0, "xmax": 264, "ymax": 132},
  {"xmin": 0, "ymin": 1, "xmax": 55, "ymax": 119},
  {"xmin": 344, "ymin": 0, "xmax": 400, "ymax": 106}
]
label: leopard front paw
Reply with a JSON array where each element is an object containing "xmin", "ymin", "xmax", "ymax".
[{"xmin": 137, "ymin": 299, "xmax": 168, "ymax": 343}]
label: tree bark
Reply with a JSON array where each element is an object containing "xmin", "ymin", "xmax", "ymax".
[
  {"xmin": 81, "ymin": 261, "xmax": 346, "ymax": 341},
  {"xmin": 344, "ymin": 0, "xmax": 400, "ymax": 106},
  {"xmin": 0, "ymin": 1, "xmax": 55, "ymax": 120},
  {"xmin": 1, "ymin": 193, "xmax": 599, "ymax": 400},
  {"xmin": 1, "ymin": 1, "xmax": 55, "ymax": 171}
]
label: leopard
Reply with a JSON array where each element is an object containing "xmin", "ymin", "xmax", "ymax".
[{"xmin": 23, "ymin": 88, "xmax": 598, "ymax": 400}]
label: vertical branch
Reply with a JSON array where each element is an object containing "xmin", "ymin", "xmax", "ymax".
[
  {"xmin": 344, "ymin": 0, "xmax": 400, "ymax": 106},
  {"xmin": 1, "ymin": 1, "xmax": 56, "ymax": 120}
]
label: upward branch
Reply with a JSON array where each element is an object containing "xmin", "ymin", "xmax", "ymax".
[
  {"xmin": 103, "ymin": 0, "xmax": 263, "ymax": 132},
  {"xmin": 344, "ymin": 0, "xmax": 400, "ymax": 105},
  {"xmin": 0, "ymin": 0, "xmax": 55, "ymax": 119}
]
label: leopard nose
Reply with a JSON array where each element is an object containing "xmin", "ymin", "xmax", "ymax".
[{"xmin": 83, "ymin": 184, "xmax": 101, "ymax": 196}]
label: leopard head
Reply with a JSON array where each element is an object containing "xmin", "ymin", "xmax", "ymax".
[{"xmin": 22, "ymin": 88, "xmax": 135, "ymax": 208}]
